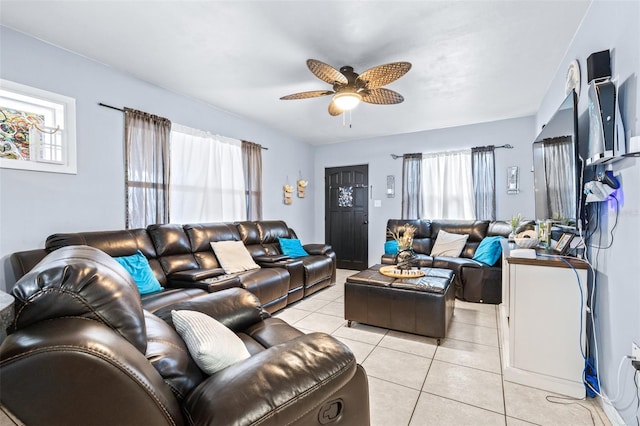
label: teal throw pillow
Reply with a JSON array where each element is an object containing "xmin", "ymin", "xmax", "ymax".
[
  {"xmin": 278, "ymin": 238, "xmax": 309, "ymax": 258},
  {"xmin": 114, "ymin": 250, "xmax": 163, "ymax": 295},
  {"xmin": 384, "ymin": 240, "xmax": 399, "ymax": 255},
  {"xmin": 472, "ymin": 236, "xmax": 504, "ymax": 266}
]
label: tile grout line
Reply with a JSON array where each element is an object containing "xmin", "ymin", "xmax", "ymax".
[
  {"xmin": 420, "ymin": 389, "xmax": 511, "ymax": 419},
  {"xmin": 407, "ymin": 344, "xmax": 439, "ymax": 424}
]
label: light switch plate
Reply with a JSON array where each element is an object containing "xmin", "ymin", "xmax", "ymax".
[{"xmin": 374, "ymin": 200, "xmax": 382, "ymax": 207}]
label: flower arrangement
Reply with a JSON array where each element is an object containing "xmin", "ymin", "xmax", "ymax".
[
  {"xmin": 387, "ymin": 223, "xmax": 417, "ymax": 250},
  {"xmin": 509, "ymin": 213, "xmax": 522, "ymax": 233}
]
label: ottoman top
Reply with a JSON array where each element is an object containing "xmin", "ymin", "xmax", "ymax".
[{"xmin": 346, "ymin": 265, "xmax": 453, "ymax": 294}]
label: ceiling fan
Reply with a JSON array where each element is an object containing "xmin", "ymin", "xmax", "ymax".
[{"xmin": 280, "ymin": 59, "xmax": 412, "ymax": 116}]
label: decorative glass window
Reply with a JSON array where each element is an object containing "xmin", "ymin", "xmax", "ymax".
[
  {"xmin": 0, "ymin": 79, "xmax": 76, "ymax": 174},
  {"xmin": 338, "ymin": 186, "xmax": 353, "ymax": 207}
]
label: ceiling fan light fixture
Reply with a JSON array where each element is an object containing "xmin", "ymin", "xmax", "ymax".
[{"xmin": 333, "ymin": 92, "xmax": 362, "ymax": 111}]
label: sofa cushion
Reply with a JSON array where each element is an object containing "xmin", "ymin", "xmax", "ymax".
[
  {"xmin": 144, "ymin": 311, "xmax": 204, "ymax": 400},
  {"xmin": 172, "ymin": 309, "xmax": 251, "ymax": 375},
  {"xmin": 384, "ymin": 240, "xmax": 399, "ymax": 255},
  {"xmin": 256, "ymin": 220, "xmax": 291, "ymax": 243},
  {"xmin": 430, "ymin": 230, "xmax": 469, "ymax": 257},
  {"xmin": 184, "ymin": 222, "xmax": 239, "ymax": 270},
  {"xmin": 472, "ymin": 236, "xmax": 504, "ymax": 266},
  {"xmin": 114, "ymin": 251, "xmax": 164, "ymax": 295},
  {"xmin": 278, "ymin": 238, "xmax": 309, "ymax": 258},
  {"xmin": 210, "ymin": 241, "xmax": 260, "ymax": 274}
]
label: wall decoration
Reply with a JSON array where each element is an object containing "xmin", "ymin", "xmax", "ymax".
[
  {"xmin": 386, "ymin": 175, "xmax": 395, "ymax": 198},
  {"xmin": 565, "ymin": 60, "xmax": 581, "ymax": 97},
  {"xmin": 297, "ymin": 179, "xmax": 308, "ymax": 198},
  {"xmin": 507, "ymin": 166, "xmax": 519, "ymax": 194},
  {"xmin": 338, "ymin": 186, "xmax": 353, "ymax": 207},
  {"xmin": 0, "ymin": 79, "xmax": 76, "ymax": 174},
  {"xmin": 283, "ymin": 184, "xmax": 293, "ymax": 205}
]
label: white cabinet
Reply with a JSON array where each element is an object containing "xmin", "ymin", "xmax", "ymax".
[{"xmin": 499, "ymin": 250, "xmax": 588, "ymax": 398}]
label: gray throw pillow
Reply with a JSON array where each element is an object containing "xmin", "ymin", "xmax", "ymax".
[
  {"xmin": 430, "ymin": 230, "xmax": 469, "ymax": 257},
  {"xmin": 172, "ymin": 309, "xmax": 250, "ymax": 375}
]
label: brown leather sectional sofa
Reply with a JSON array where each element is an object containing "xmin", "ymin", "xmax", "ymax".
[
  {"xmin": 382, "ymin": 219, "xmax": 513, "ymax": 304},
  {"xmin": 10, "ymin": 220, "xmax": 336, "ymax": 314},
  {"xmin": 1, "ymin": 245, "xmax": 369, "ymax": 425}
]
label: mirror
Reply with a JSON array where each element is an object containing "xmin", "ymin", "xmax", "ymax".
[{"xmin": 532, "ymin": 91, "xmax": 580, "ymax": 227}]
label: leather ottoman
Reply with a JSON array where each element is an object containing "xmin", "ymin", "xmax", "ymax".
[{"xmin": 345, "ymin": 265, "xmax": 455, "ymax": 343}]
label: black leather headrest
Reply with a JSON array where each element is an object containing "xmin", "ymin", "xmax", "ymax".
[
  {"xmin": 256, "ymin": 221, "xmax": 290, "ymax": 243},
  {"xmin": 46, "ymin": 228, "xmax": 157, "ymax": 258},
  {"xmin": 10, "ymin": 245, "xmax": 147, "ymax": 353}
]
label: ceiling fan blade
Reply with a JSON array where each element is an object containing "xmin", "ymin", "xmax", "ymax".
[
  {"xmin": 361, "ymin": 88, "xmax": 405, "ymax": 105},
  {"xmin": 280, "ymin": 90, "xmax": 334, "ymax": 100},
  {"xmin": 356, "ymin": 62, "xmax": 412, "ymax": 89},
  {"xmin": 328, "ymin": 100, "xmax": 343, "ymax": 116},
  {"xmin": 307, "ymin": 59, "xmax": 348, "ymax": 86}
]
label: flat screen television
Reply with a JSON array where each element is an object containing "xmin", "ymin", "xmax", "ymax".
[{"xmin": 532, "ymin": 91, "xmax": 580, "ymax": 228}]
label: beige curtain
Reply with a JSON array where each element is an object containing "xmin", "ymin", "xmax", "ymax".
[
  {"xmin": 242, "ymin": 141, "xmax": 263, "ymax": 220},
  {"xmin": 124, "ymin": 108, "xmax": 171, "ymax": 228}
]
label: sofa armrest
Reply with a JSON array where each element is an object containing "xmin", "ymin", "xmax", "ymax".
[
  {"xmin": 169, "ymin": 268, "xmax": 225, "ymax": 282},
  {"xmin": 381, "ymin": 253, "xmax": 396, "ymax": 264},
  {"xmin": 153, "ymin": 287, "xmax": 268, "ymax": 331},
  {"xmin": 254, "ymin": 254, "xmax": 291, "ymax": 263},
  {"xmin": 185, "ymin": 332, "xmax": 357, "ymax": 426},
  {"xmin": 303, "ymin": 243, "xmax": 332, "ymax": 255},
  {"xmin": 0, "ymin": 317, "xmax": 182, "ymax": 426}
]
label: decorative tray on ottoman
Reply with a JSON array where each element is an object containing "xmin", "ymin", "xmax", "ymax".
[{"xmin": 378, "ymin": 265, "xmax": 425, "ymax": 278}]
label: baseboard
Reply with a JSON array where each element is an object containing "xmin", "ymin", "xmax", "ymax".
[{"xmin": 597, "ymin": 395, "xmax": 625, "ymax": 425}]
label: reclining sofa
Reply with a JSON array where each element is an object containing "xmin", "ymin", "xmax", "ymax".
[
  {"xmin": 0, "ymin": 245, "xmax": 369, "ymax": 425},
  {"xmin": 10, "ymin": 220, "xmax": 336, "ymax": 314},
  {"xmin": 382, "ymin": 219, "xmax": 513, "ymax": 304}
]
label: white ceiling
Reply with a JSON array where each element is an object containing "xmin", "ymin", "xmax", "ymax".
[{"xmin": 0, "ymin": 1, "xmax": 591, "ymax": 145}]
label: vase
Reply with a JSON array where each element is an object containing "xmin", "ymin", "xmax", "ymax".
[{"xmin": 395, "ymin": 247, "xmax": 416, "ymax": 270}]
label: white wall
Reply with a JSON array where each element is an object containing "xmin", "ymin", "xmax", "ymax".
[
  {"xmin": 0, "ymin": 27, "xmax": 315, "ymax": 291},
  {"xmin": 313, "ymin": 116, "xmax": 536, "ymax": 267},
  {"xmin": 536, "ymin": 2, "xmax": 639, "ymax": 424}
]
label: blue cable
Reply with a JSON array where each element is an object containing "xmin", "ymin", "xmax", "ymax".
[
  {"xmin": 536, "ymin": 253, "xmax": 586, "ymax": 360},
  {"xmin": 536, "ymin": 252, "xmax": 596, "ymax": 395}
]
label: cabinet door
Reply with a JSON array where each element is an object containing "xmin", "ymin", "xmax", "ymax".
[{"xmin": 510, "ymin": 264, "xmax": 585, "ymax": 382}]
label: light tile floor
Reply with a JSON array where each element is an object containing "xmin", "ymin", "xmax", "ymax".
[{"xmin": 274, "ymin": 269, "xmax": 611, "ymax": 426}]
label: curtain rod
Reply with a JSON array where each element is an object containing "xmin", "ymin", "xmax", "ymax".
[
  {"xmin": 390, "ymin": 144, "xmax": 513, "ymax": 159},
  {"xmin": 98, "ymin": 102, "xmax": 268, "ymax": 150},
  {"xmin": 99, "ymin": 102, "xmax": 124, "ymax": 112}
]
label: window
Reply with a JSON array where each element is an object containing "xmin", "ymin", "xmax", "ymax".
[
  {"xmin": 0, "ymin": 79, "xmax": 76, "ymax": 174},
  {"xmin": 169, "ymin": 124, "xmax": 246, "ymax": 223},
  {"xmin": 421, "ymin": 149, "xmax": 475, "ymax": 220}
]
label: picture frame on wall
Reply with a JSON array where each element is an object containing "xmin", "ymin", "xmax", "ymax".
[
  {"xmin": 553, "ymin": 232, "xmax": 574, "ymax": 254},
  {"xmin": 507, "ymin": 166, "xmax": 519, "ymax": 194},
  {"xmin": 0, "ymin": 79, "xmax": 77, "ymax": 174}
]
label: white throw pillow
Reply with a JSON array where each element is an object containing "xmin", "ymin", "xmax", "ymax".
[
  {"xmin": 172, "ymin": 310, "xmax": 251, "ymax": 375},
  {"xmin": 430, "ymin": 230, "xmax": 469, "ymax": 257},
  {"xmin": 210, "ymin": 240, "xmax": 260, "ymax": 274}
]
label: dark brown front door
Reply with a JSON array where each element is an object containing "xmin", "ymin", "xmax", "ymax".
[{"xmin": 325, "ymin": 165, "xmax": 369, "ymax": 270}]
